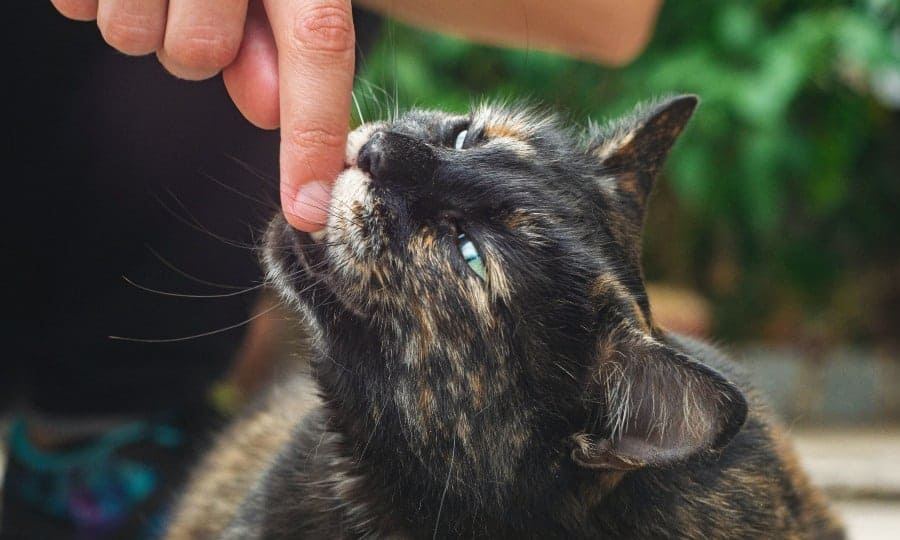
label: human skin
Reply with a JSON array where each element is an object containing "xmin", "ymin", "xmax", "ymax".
[{"xmin": 50, "ymin": 0, "xmax": 662, "ymax": 232}]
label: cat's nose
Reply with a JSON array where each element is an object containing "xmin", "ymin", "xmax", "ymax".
[
  {"xmin": 357, "ymin": 131, "xmax": 386, "ymax": 178},
  {"xmin": 357, "ymin": 130, "xmax": 436, "ymax": 184}
]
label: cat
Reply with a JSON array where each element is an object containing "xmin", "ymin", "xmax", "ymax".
[{"xmin": 164, "ymin": 95, "xmax": 844, "ymax": 539}]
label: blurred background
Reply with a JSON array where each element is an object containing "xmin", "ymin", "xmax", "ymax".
[{"xmin": 3, "ymin": 0, "xmax": 899, "ymax": 538}]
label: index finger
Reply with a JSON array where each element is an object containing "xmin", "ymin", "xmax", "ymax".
[{"xmin": 262, "ymin": 0, "xmax": 355, "ymax": 231}]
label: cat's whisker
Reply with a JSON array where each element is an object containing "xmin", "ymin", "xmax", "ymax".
[
  {"xmin": 121, "ymin": 275, "xmax": 266, "ymax": 299},
  {"xmin": 225, "ymin": 154, "xmax": 278, "ymax": 185},
  {"xmin": 145, "ymin": 244, "xmax": 253, "ymax": 290},
  {"xmin": 282, "ymin": 194, "xmax": 359, "ymax": 230},
  {"xmin": 108, "ymin": 301, "xmax": 282, "ymax": 343},
  {"xmin": 432, "ymin": 434, "xmax": 456, "ymax": 540},
  {"xmin": 352, "ymin": 90, "xmax": 366, "ymax": 125},
  {"xmin": 199, "ymin": 171, "xmax": 280, "ymax": 212},
  {"xmin": 155, "ymin": 190, "xmax": 262, "ymax": 251}
]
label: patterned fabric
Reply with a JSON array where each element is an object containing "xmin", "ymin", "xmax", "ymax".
[{"xmin": 5, "ymin": 419, "xmax": 181, "ymax": 533}]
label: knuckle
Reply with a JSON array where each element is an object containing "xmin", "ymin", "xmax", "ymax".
[
  {"xmin": 167, "ymin": 28, "xmax": 241, "ymax": 71},
  {"xmin": 290, "ymin": 3, "xmax": 355, "ymax": 56},
  {"xmin": 98, "ymin": 13, "xmax": 162, "ymax": 54},
  {"xmin": 286, "ymin": 125, "xmax": 346, "ymax": 155}
]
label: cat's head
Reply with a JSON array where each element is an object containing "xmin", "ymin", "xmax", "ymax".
[{"xmin": 265, "ymin": 96, "xmax": 746, "ymax": 496}]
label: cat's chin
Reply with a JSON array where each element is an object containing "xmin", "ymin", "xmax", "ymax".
[{"xmin": 262, "ymin": 215, "xmax": 328, "ymax": 307}]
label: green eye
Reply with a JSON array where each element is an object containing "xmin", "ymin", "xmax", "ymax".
[{"xmin": 457, "ymin": 233, "xmax": 486, "ymax": 280}]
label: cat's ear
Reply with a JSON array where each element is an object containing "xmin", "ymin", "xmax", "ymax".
[
  {"xmin": 571, "ymin": 325, "xmax": 747, "ymax": 471},
  {"xmin": 588, "ymin": 95, "xmax": 698, "ymax": 219}
]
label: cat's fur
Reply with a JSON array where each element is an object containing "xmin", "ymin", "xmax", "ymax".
[{"xmin": 165, "ymin": 96, "xmax": 844, "ymax": 539}]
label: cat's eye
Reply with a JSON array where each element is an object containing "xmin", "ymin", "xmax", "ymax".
[
  {"xmin": 454, "ymin": 129, "xmax": 469, "ymax": 150},
  {"xmin": 457, "ymin": 232, "xmax": 486, "ymax": 280}
]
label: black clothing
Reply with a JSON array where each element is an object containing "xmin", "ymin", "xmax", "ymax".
[{"xmin": 4, "ymin": 2, "xmax": 381, "ymax": 417}]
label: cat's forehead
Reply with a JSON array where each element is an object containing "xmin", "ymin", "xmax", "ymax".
[
  {"xmin": 391, "ymin": 103, "xmax": 560, "ymax": 142},
  {"xmin": 471, "ymin": 102, "xmax": 559, "ymax": 140}
]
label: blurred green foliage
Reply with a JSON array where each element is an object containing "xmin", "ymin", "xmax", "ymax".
[{"xmin": 357, "ymin": 0, "xmax": 900, "ymax": 343}]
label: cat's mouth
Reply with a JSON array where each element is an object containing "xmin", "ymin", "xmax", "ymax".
[
  {"xmin": 263, "ymin": 168, "xmax": 381, "ymax": 311},
  {"xmin": 267, "ymin": 165, "xmax": 371, "ymax": 262},
  {"xmin": 264, "ymin": 122, "xmax": 396, "ymax": 311}
]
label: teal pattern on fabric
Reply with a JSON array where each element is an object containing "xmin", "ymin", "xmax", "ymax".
[{"xmin": 6, "ymin": 418, "xmax": 181, "ymax": 530}]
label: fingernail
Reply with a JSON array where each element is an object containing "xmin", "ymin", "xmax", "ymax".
[{"xmin": 292, "ymin": 180, "xmax": 332, "ymax": 228}]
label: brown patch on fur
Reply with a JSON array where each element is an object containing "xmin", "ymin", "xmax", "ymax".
[
  {"xmin": 418, "ymin": 384, "xmax": 435, "ymax": 416},
  {"xmin": 590, "ymin": 274, "xmax": 651, "ymax": 332},
  {"xmin": 467, "ymin": 371, "xmax": 485, "ymax": 409},
  {"xmin": 420, "ymin": 227, "xmax": 436, "ymax": 250},
  {"xmin": 455, "ymin": 414, "xmax": 472, "ymax": 443},
  {"xmin": 503, "ymin": 211, "xmax": 531, "ymax": 230},
  {"xmin": 589, "ymin": 274, "xmax": 623, "ymax": 301},
  {"xmin": 484, "ymin": 123, "xmax": 528, "ymax": 141},
  {"xmin": 483, "ymin": 123, "xmax": 537, "ymax": 158},
  {"xmin": 502, "ymin": 210, "xmax": 554, "ymax": 237},
  {"xmin": 412, "ymin": 303, "xmax": 435, "ymax": 357},
  {"xmin": 617, "ymin": 172, "xmax": 641, "ymax": 197},
  {"xmin": 577, "ymin": 469, "xmax": 628, "ymax": 512},
  {"xmin": 595, "ymin": 470, "xmax": 627, "ymax": 494}
]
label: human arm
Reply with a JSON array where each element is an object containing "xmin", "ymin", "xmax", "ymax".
[{"xmin": 354, "ymin": 0, "xmax": 662, "ymax": 66}]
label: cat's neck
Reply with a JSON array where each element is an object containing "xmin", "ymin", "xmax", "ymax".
[
  {"xmin": 310, "ymin": 346, "xmax": 591, "ymax": 537},
  {"xmin": 312, "ymin": 409, "xmax": 629, "ymax": 538}
]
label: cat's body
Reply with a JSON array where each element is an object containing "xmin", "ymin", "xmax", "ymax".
[{"xmin": 165, "ymin": 97, "xmax": 843, "ymax": 539}]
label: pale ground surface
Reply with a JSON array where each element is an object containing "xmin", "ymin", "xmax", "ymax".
[
  {"xmin": 793, "ymin": 427, "xmax": 900, "ymax": 498},
  {"xmin": 834, "ymin": 501, "xmax": 900, "ymax": 540},
  {"xmin": 793, "ymin": 428, "xmax": 900, "ymax": 540}
]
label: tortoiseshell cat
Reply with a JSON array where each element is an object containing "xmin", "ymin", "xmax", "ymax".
[{"xmin": 165, "ymin": 96, "xmax": 843, "ymax": 539}]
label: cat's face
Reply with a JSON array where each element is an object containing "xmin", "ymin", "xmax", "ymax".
[
  {"xmin": 265, "ymin": 96, "xmax": 746, "ymax": 501},
  {"xmin": 269, "ymin": 104, "xmax": 638, "ymax": 366},
  {"xmin": 283, "ymin": 106, "xmax": 602, "ymax": 317}
]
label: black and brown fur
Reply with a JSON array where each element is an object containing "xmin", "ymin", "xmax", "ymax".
[{"xmin": 165, "ymin": 96, "xmax": 843, "ymax": 539}]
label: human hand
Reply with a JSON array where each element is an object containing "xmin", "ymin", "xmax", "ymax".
[{"xmin": 51, "ymin": 0, "xmax": 355, "ymax": 232}]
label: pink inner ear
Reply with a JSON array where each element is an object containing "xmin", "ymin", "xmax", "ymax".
[
  {"xmin": 607, "ymin": 356, "xmax": 724, "ymax": 464},
  {"xmin": 614, "ymin": 432, "xmax": 710, "ymax": 466},
  {"xmin": 581, "ymin": 328, "xmax": 747, "ymax": 470}
]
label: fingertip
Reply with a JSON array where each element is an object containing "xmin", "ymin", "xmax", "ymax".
[
  {"xmin": 51, "ymin": 0, "xmax": 98, "ymax": 22},
  {"xmin": 284, "ymin": 214, "xmax": 327, "ymax": 233},
  {"xmin": 283, "ymin": 179, "xmax": 332, "ymax": 232},
  {"xmin": 155, "ymin": 48, "xmax": 219, "ymax": 80}
]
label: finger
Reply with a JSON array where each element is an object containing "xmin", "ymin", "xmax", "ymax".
[
  {"xmin": 96, "ymin": 0, "xmax": 167, "ymax": 56},
  {"xmin": 262, "ymin": 0, "xmax": 355, "ymax": 231},
  {"xmin": 51, "ymin": 0, "xmax": 99, "ymax": 21},
  {"xmin": 223, "ymin": 0, "xmax": 279, "ymax": 129},
  {"xmin": 159, "ymin": 0, "xmax": 248, "ymax": 81}
]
